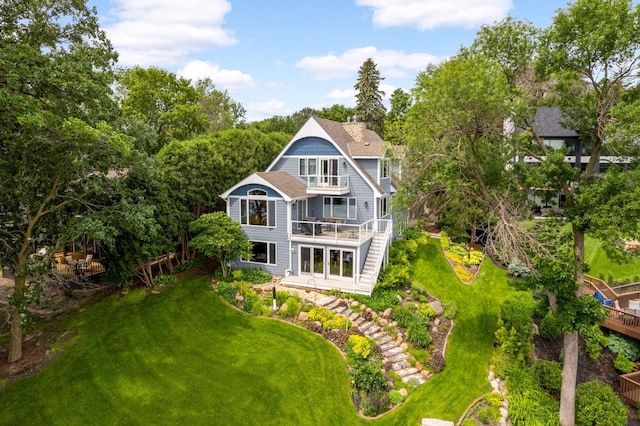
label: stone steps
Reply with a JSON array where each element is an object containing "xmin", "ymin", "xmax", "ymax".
[{"xmin": 315, "ymin": 296, "xmax": 431, "ymax": 389}]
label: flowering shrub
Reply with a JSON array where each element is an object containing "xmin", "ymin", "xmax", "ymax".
[
  {"xmin": 308, "ymin": 306, "xmax": 349, "ymax": 330},
  {"xmin": 346, "ymin": 335, "xmax": 375, "ymax": 362}
]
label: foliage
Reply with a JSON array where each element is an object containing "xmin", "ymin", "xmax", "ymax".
[
  {"xmin": 231, "ymin": 267, "xmax": 272, "ymax": 284},
  {"xmin": 416, "ymin": 303, "xmax": 436, "ymax": 322},
  {"xmin": 532, "ymin": 360, "xmax": 563, "ymax": 395},
  {"xmin": 307, "ymin": 306, "xmax": 348, "ymax": 330},
  {"xmin": 393, "ymin": 306, "xmax": 415, "ymax": 328},
  {"xmin": 407, "ymin": 321, "xmax": 431, "ymax": 348},
  {"xmin": 377, "ymin": 263, "xmax": 411, "ymax": 290},
  {"xmin": 351, "ymin": 359, "xmax": 386, "ymax": 394},
  {"xmin": 353, "ymin": 288, "xmax": 401, "ymax": 312},
  {"xmin": 194, "ymin": 77, "xmax": 246, "ymax": 132},
  {"xmin": 613, "ymin": 353, "xmax": 634, "ymax": 374},
  {"xmin": 188, "ymin": 212, "xmax": 252, "ymax": 277},
  {"xmin": 508, "ymin": 258, "xmax": 532, "ymax": 278},
  {"xmin": 539, "ymin": 309, "xmax": 562, "ymax": 340},
  {"xmin": 174, "ymin": 256, "xmax": 207, "ymax": 272},
  {"xmin": 503, "ymin": 362, "xmax": 561, "ymax": 426},
  {"xmin": 354, "ymin": 58, "xmax": 386, "ymax": 136},
  {"xmin": 281, "ymin": 297, "xmax": 301, "ymax": 319},
  {"xmin": 0, "ymin": 0, "xmax": 127, "ymax": 362},
  {"xmin": 346, "ymin": 335, "xmax": 375, "ymax": 363},
  {"xmin": 583, "ymin": 324, "xmax": 609, "ymax": 360},
  {"xmin": 608, "ymin": 332, "xmax": 640, "ymax": 361},
  {"xmin": 495, "ymin": 293, "xmax": 535, "ymax": 361},
  {"xmin": 575, "ymin": 381, "xmax": 627, "ymax": 426},
  {"xmin": 388, "ymin": 389, "xmax": 404, "ymax": 405},
  {"xmin": 153, "ymin": 274, "xmax": 177, "ymax": 287}
]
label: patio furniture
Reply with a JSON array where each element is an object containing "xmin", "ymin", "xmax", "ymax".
[
  {"xmin": 630, "ymin": 299, "xmax": 640, "ymax": 310},
  {"xmin": 77, "ymin": 254, "xmax": 93, "ymax": 272},
  {"xmin": 303, "ymin": 217, "xmax": 322, "ymax": 235}
]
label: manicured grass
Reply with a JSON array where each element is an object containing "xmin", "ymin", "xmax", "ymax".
[
  {"xmin": 374, "ymin": 239, "xmax": 519, "ymax": 425},
  {"xmin": 585, "ymin": 235, "xmax": 640, "ymax": 282},
  {"xmin": 1, "ymin": 240, "xmax": 517, "ymax": 425},
  {"xmin": 0, "ymin": 276, "xmax": 365, "ymax": 425}
]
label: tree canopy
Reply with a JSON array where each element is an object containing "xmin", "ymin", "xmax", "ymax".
[{"xmin": 354, "ymin": 58, "xmax": 386, "ymax": 136}]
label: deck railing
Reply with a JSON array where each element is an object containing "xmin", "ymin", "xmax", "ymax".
[
  {"xmin": 620, "ymin": 372, "xmax": 640, "ymax": 406},
  {"xmin": 291, "ymin": 219, "xmax": 374, "ymax": 242}
]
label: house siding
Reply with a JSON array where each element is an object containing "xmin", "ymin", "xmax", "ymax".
[{"xmin": 284, "ymin": 137, "xmax": 341, "ymax": 156}]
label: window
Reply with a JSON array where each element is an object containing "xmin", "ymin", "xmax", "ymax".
[
  {"xmin": 378, "ymin": 196, "xmax": 389, "ymax": 217},
  {"xmin": 323, "ymin": 197, "xmax": 356, "ymax": 219},
  {"xmin": 329, "ymin": 249, "xmax": 353, "ymax": 277},
  {"xmin": 380, "ymin": 159, "xmax": 390, "ymax": 179},
  {"xmin": 249, "ymin": 241, "xmax": 276, "ymax": 264},
  {"xmin": 299, "ymin": 158, "xmax": 318, "ymax": 176},
  {"xmin": 240, "ymin": 190, "xmax": 276, "ymax": 226}
]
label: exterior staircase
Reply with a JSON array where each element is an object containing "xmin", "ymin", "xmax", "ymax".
[
  {"xmin": 315, "ymin": 295, "xmax": 428, "ymax": 386},
  {"xmin": 359, "ymin": 231, "xmax": 389, "ymax": 287}
]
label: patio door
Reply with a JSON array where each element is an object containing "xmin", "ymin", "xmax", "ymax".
[
  {"xmin": 320, "ymin": 159, "xmax": 338, "ymax": 186},
  {"xmin": 300, "ymin": 246, "xmax": 325, "ymax": 277}
]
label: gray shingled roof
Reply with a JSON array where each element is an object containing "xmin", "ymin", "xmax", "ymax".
[
  {"xmin": 256, "ymin": 171, "xmax": 308, "ymax": 199},
  {"xmin": 530, "ymin": 107, "xmax": 578, "ymax": 138},
  {"xmin": 312, "ymin": 117, "xmax": 385, "ymax": 194}
]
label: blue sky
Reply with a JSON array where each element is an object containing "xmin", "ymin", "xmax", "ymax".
[{"xmin": 89, "ymin": 0, "xmax": 572, "ymax": 122}]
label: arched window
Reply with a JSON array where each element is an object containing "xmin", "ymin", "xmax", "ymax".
[{"xmin": 240, "ymin": 188, "xmax": 276, "ymax": 227}]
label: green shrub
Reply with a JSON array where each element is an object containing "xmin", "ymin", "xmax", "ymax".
[
  {"xmin": 613, "ymin": 352, "xmax": 634, "ymax": 373},
  {"xmin": 449, "ymin": 244, "xmax": 468, "ymax": 258},
  {"xmin": 275, "ymin": 290, "xmax": 291, "ymax": 307},
  {"xmin": 393, "ymin": 306, "xmax": 415, "ymax": 328},
  {"xmin": 234, "ymin": 267, "xmax": 271, "ymax": 284},
  {"xmin": 440, "ymin": 232, "xmax": 450, "ymax": 249},
  {"xmin": 173, "ymin": 256, "xmax": 206, "ymax": 272},
  {"xmin": 467, "ymin": 250, "xmax": 484, "ymax": 266},
  {"xmin": 351, "ymin": 360, "xmax": 386, "ymax": 394},
  {"xmin": 281, "ymin": 296, "xmax": 301, "ymax": 319},
  {"xmin": 477, "ymin": 409, "xmax": 489, "ymax": 424},
  {"xmin": 608, "ymin": 332, "xmax": 640, "ymax": 361},
  {"xmin": 407, "ymin": 320, "xmax": 431, "ymax": 348},
  {"xmin": 495, "ymin": 293, "xmax": 535, "ymax": 362},
  {"xmin": 307, "ymin": 306, "xmax": 348, "ymax": 330},
  {"xmin": 575, "ymin": 381, "xmax": 626, "ymax": 426},
  {"xmin": 377, "ymin": 263, "xmax": 411, "ymax": 290},
  {"xmin": 388, "ymin": 389, "xmax": 404, "ymax": 405},
  {"xmin": 484, "ymin": 391, "xmax": 503, "ymax": 409},
  {"xmin": 532, "ymin": 360, "xmax": 562, "ymax": 394},
  {"xmin": 416, "ymin": 303, "xmax": 436, "ymax": 322},
  {"xmin": 250, "ymin": 298, "xmax": 265, "ymax": 316},
  {"xmin": 507, "ymin": 258, "xmax": 531, "ymax": 278},
  {"xmin": 442, "ymin": 302, "xmax": 457, "ymax": 320},
  {"xmin": 507, "ymin": 389, "xmax": 560, "ymax": 426},
  {"xmin": 153, "ymin": 274, "xmax": 177, "ymax": 286},
  {"xmin": 539, "ymin": 310, "xmax": 562, "ymax": 340},
  {"xmin": 359, "ymin": 288, "xmax": 401, "ymax": 312}
]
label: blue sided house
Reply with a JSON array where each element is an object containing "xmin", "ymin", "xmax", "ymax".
[{"xmin": 220, "ymin": 117, "xmax": 402, "ymax": 295}]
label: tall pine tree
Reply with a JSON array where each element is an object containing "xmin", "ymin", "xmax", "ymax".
[{"xmin": 354, "ymin": 58, "xmax": 386, "ymax": 136}]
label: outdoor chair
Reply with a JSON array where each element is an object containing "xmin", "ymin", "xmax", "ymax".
[{"xmin": 77, "ymin": 254, "xmax": 93, "ymax": 272}]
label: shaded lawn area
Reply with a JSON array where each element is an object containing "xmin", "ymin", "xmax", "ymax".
[
  {"xmin": 374, "ymin": 239, "xmax": 519, "ymax": 425},
  {"xmin": 0, "ymin": 276, "xmax": 365, "ymax": 426}
]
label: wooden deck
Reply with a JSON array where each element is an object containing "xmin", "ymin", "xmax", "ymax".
[
  {"xmin": 620, "ymin": 372, "xmax": 640, "ymax": 406},
  {"xmin": 583, "ymin": 275, "xmax": 640, "ymax": 340}
]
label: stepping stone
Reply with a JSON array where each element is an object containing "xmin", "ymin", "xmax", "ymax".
[
  {"xmin": 335, "ymin": 306, "xmax": 347, "ymax": 315},
  {"xmin": 403, "ymin": 374, "xmax": 426, "ymax": 384},
  {"xmin": 316, "ymin": 296, "xmax": 335, "ymax": 306},
  {"xmin": 387, "ymin": 353, "xmax": 408, "ymax": 363},
  {"xmin": 379, "ymin": 341, "xmax": 397, "ymax": 352},
  {"xmin": 326, "ymin": 300, "xmax": 342, "ymax": 310},
  {"xmin": 360, "ymin": 321, "xmax": 374, "ymax": 332},
  {"xmin": 384, "ymin": 347, "xmax": 404, "ymax": 357},
  {"xmin": 354, "ymin": 317, "xmax": 366, "ymax": 326},
  {"xmin": 349, "ymin": 312, "xmax": 360, "ymax": 321},
  {"xmin": 392, "ymin": 361, "xmax": 411, "ymax": 371},
  {"xmin": 364, "ymin": 325, "xmax": 381, "ymax": 335},
  {"xmin": 371, "ymin": 331, "xmax": 387, "ymax": 340},
  {"xmin": 376, "ymin": 335, "xmax": 393, "ymax": 345},
  {"xmin": 396, "ymin": 367, "xmax": 418, "ymax": 378}
]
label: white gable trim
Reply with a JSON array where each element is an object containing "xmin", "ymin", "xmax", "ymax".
[
  {"xmin": 220, "ymin": 173, "xmax": 302, "ymax": 202},
  {"xmin": 266, "ymin": 117, "xmax": 383, "ymax": 197}
]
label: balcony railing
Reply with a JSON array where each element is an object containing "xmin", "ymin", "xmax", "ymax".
[
  {"xmin": 306, "ymin": 175, "xmax": 349, "ymax": 193},
  {"xmin": 292, "ymin": 218, "xmax": 374, "ymax": 242}
]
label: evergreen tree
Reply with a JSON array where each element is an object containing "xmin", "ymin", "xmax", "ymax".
[{"xmin": 354, "ymin": 58, "xmax": 386, "ymax": 136}]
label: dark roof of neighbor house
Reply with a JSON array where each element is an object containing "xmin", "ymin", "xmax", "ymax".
[
  {"xmin": 255, "ymin": 171, "xmax": 308, "ymax": 199},
  {"xmin": 530, "ymin": 107, "xmax": 579, "ymax": 138}
]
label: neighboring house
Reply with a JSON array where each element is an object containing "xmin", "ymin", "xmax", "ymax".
[
  {"xmin": 513, "ymin": 107, "xmax": 632, "ymax": 211},
  {"xmin": 220, "ymin": 117, "xmax": 401, "ymax": 295}
]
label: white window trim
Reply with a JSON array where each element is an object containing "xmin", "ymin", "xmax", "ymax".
[
  {"xmin": 323, "ymin": 196, "xmax": 357, "ymax": 220},
  {"xmin": 245, "ymin": 241, "xmax": 277, "ymax": 265},
  {"xmin": 239, "ymin": 190, "xmax": 277, "ymax": 227}
]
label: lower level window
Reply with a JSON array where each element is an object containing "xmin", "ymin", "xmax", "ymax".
[{"xmin": 250, "ymin": 241, "xmax": 276, "ymax": 264}]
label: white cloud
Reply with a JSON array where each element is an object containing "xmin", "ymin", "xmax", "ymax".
[
  {"xmin": 356, "ymin": 0, "xmax": 513, "ymax": 30},
  {"xmin": 177, "ymin": 60, "xmax": 255, "ymax": 92},
  {"xmin": 104, "ymin": 0, "xmax": 237, "ymax": 67},
  {"xmin": 246, "ymin": 100, "xmax": 287, "ymax": 122},
  {"xmin": 326, "ymin": 89, "xmax": 357, "ymax": 100},
  {"xmin": 296, "ymin": 46, "xmax": 441, "ymax": 81}
]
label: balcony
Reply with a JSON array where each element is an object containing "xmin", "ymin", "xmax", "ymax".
[
  {"xmin": 305, "ymin": 175, "xmax": 349, "ymax": 195},
  {"xmin": 291, "ymin": 218, "xmax": 374, "ymax": 244}
]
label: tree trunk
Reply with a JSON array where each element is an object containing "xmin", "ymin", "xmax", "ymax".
[
  {"xmin": 559, "ymin": 226, "xmax": 586, "ymax": 425},
  {"xmin": 560, "ymin": 331, "xmax": 579, "ymax": 426},
  {"xmin": 8, "ymin": 274, "xmax": 26, "ymax": 362}
]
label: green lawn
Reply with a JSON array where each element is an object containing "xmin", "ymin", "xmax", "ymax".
[
  {"xmin": 0, "ymin": 277, "xmax": 365, "ymax": 426},
  {"xmin": 374, "ymin": 239, "xmax": 519, "ymax": 424},
  {"xmin": 585, "ymin": 235, "xmax": 640, "ymax": 282},
  {"xmin": 0, "ymin": 240, "xmax": 516, "ymax": 425}
]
